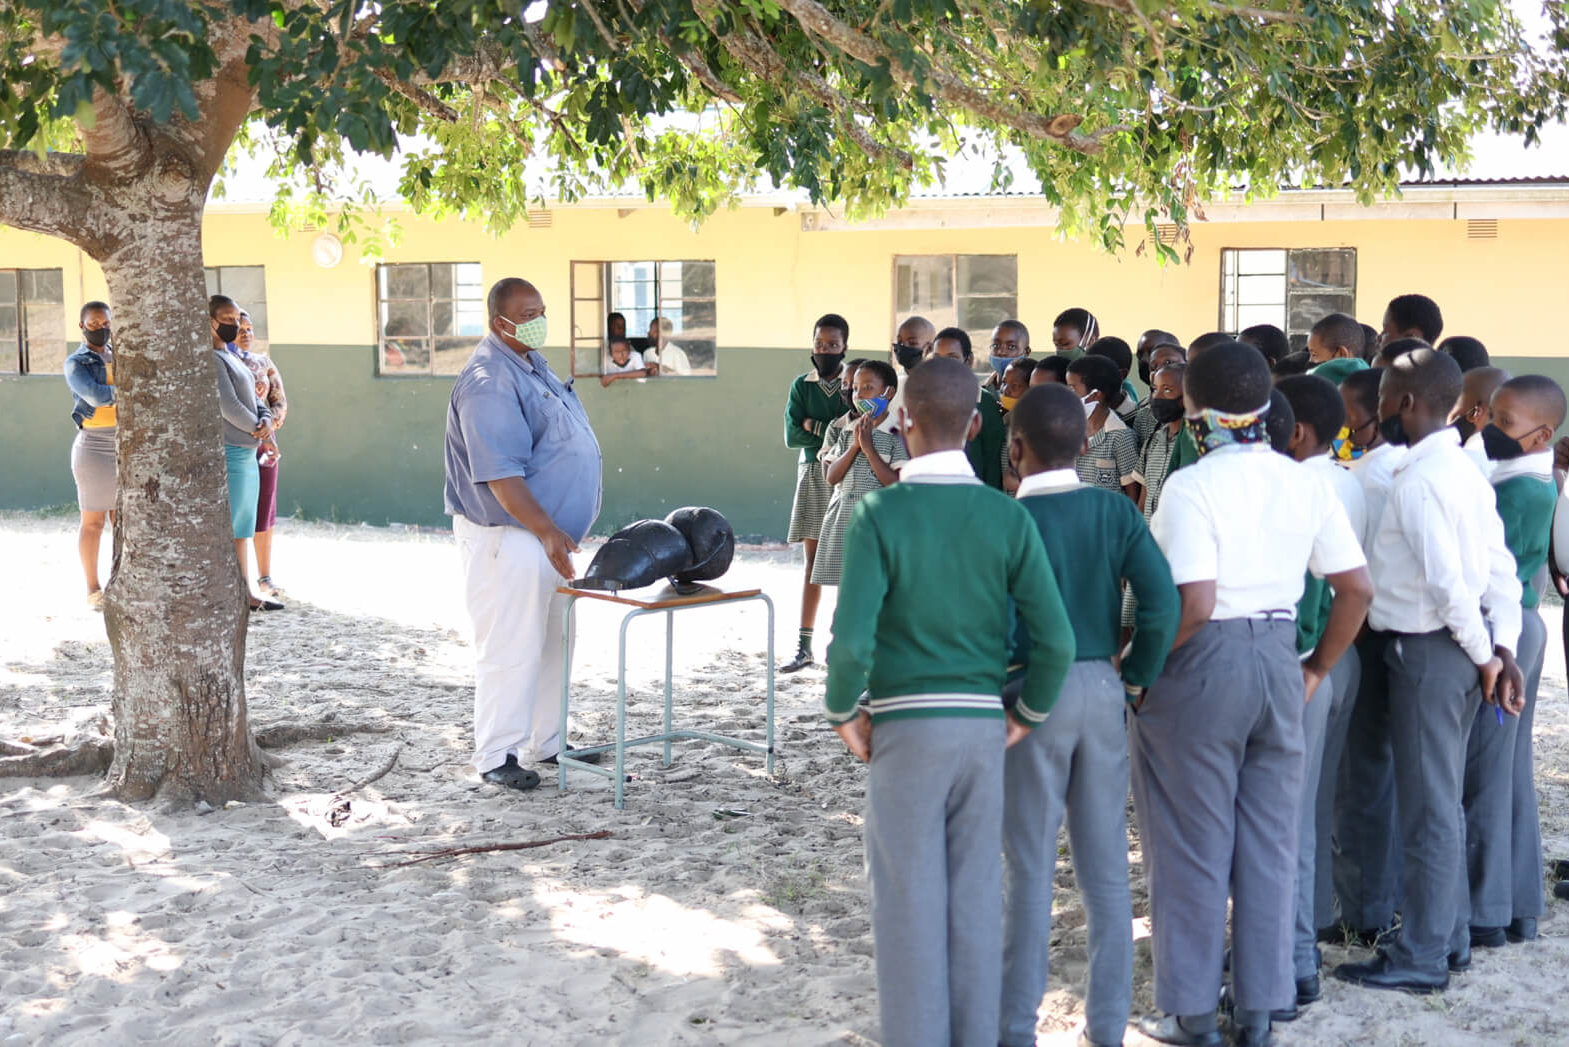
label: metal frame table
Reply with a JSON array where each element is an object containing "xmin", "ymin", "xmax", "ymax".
[{"xmin": 555, "ymin": 583, "xmax": 775, "ymax": 807}]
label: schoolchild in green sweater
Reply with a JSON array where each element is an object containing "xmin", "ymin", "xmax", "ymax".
[
  {"xmin": 781, "ymin": 313, "xmax": 852, "ymax": 673},
  {"xmin": 824, "ymin": 357, "xmax": 1075, "ymax": 1047},
  {"xmin": 928, "ymin": 326, "xmax": 1007, "ymax": 489},
  {"xmin": 999, "ymin": 382, "xmax": 1180, "ymax": 1047},
  {"xmin": 1463, "ymin": 375, "xmax": 1565, "ymax": 946}
]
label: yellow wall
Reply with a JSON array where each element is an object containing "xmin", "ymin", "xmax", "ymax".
[{"xmin": 3, "ymin": 205, "xmax": 1566, "ymax": 356}]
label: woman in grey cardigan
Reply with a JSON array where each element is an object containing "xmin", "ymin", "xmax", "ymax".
[{"xmin": 210, "ymin": 294, "xmax": 280, "ymax": 611}]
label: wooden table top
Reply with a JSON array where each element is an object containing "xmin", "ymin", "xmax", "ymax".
[{"xmin": 557, "ymin": 583, "xmax": 765, "ymax": 610}]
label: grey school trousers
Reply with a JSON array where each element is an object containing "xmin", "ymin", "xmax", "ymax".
[
  {"xmin": 1129, "ymin": 618, "xmax": 1303, "ymax": 1016},
  {"xmin": 866, "ymin": 715, "xmax": 1006, "ymax": 1047},
  {"xmin": 1464, "ymin": 608, "xmax": 1548, "ymax": 926},
  {"xmin": 1000, "ymin": 661, "xmax": 1132, "ymax": 1047},
  {"xmin": 1383, "ymin": 631, "xmax": 1483, "ymax": 973},
  {"xmin": 1312, "ymin": 647, "xmax": 1361, "ymax": 935},
  {"xmin": 1293, "ymin": 647, "xmax": 1360, "ymax": 979},
  {"xmin": 1333, "ymin": 630, "xmax": 1403, "ymax": 930}
]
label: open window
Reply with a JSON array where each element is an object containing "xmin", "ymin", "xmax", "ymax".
[
  {"xmin": 1220, "ymin": 248, "xmax": 1357, "ymax": 351},
  {"xmin": 570, "ymin": 260, "xmax": 717, "ymax": 380}
]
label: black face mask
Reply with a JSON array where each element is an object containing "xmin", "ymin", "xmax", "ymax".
[
  {"xmin": 811, "ymin": 353, "xmax": 843, "ymax": 379},
  {"xmin": 1453, "ymin": 417, "xmax": 1477, "ymax": 444},
  {"xmin": 1480, "ymin": 423, "xmax": 1528, "ymax": 462},
  {"xmin": 83, "ymin": 327, "xmax": 110, "ymax": 348},
  {"xmin": 1378, "ymin": 411, "xmax": 1410, "ymax": 447},
  {"xmin": 1137, "ymin": 359, "xmax": 1152, "ymax": 387},
  {"xmin": 1149, "ymin": 397, "xmax": 1185, "ymax": 425},
  {"xmin": 216, "ymin": 321, "xmax": 240, "ymax": 343},
  {"xmin": 892, "ymin": 344, "xmax": 925, "ymax": 371}
]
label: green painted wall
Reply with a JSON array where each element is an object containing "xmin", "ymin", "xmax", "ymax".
[
  {"xmin": 8, "ymin": 350, "xmax": 1567, "ymax": 540},
  {"xmin": 1, "ymin": 344, "xmax": 820, "ymax": 540}
]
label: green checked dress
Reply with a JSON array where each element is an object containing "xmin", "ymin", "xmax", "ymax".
[
  {"xmin": 811, "ymin": 415, "xmax": 908, "ymax": 586},
  {"xmin": 784, "ymin": 368, "xmax": 848, "ymax": 542}
]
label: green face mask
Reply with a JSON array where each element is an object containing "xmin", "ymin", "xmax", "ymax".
[{"xmin": 501, "ymin": 314, "xmax": 547, "ymax": 349}]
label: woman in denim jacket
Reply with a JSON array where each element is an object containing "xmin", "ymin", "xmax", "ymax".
[{"xmin": 62, "ymin": 301, "xmax": 116, "ymax": 610}]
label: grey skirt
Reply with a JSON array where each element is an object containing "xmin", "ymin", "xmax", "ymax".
[{"xmin": 71, "ymin": 428, "xmax": 117, "ymax": 513}]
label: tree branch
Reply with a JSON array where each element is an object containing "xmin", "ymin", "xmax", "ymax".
[
  {"xmin": 377, "ymin": 71, "xmax": 460, "ymax": 123},
  {"xmin": 0, "ymin": 152, "xmax": 100, "ymax": 247},
  {"xmin": 81, "ymin": 86, "xmax": 153, "ymax": 182}
]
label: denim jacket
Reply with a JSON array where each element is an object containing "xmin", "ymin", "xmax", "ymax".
[{"xmin": 64, "ymin": 343, "xmax": 114, "ymax": 429}]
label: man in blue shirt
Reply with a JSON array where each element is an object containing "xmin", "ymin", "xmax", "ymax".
[{"xmin": 445, "ymin": 277, "xmax": 603, "ymax": 791}]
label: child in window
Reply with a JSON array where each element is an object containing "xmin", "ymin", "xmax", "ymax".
[{"xmin": 599, "ymin": 336, "xmax": 650, "ymax": 388}]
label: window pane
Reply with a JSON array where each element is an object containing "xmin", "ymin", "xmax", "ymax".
[
  {"xmin": 958, "ymin": 295, "xmax": 1019, "ymax": 333},
  {"xmin": 956, "ymin": 255, "xmax": 1017, "ymax": 297},
  {"xmin": 431, "ymin": 299, "xmax": 455, "ymax": 337},
  {"xmin": 204, "ymin": 268, "xmax": 219, "ymax": 297},
  {"xmin": 380, "ymin": 338, "xmax": 429, "ymax": 374},
  {"xmin": 0, "ymin": 270, "xmax": 17, "ymax": 302},
  {"xmin": 380, "ymin": 264, "xmax": 429, "ymax": 300},
  {"xmin": 572, "ymin": 260, "xmax": 604, "ymax": 299},
  {"xmin": 23, "ymin": 297, "xmax": 65, "ymax": 372},
  {"xmin": 380, "ymin": 299, "xmax": 429, "ymax": 338},
  {"xmin": 1288, "ymin": 292, "xmax": 1357, "ymax": 337},
  {"xmin": 218, "ymin": 265, "xmax": 265, "ymax": 305},
  {"xmin": 1236, "ymin": 274, "xmax": 1286, "ymax": 307},
  {"xmin": 677, "ymin": 260, "xmax": 716, "ymax": 298},
  {"xmin": 1289, "ymin": 249, "xmax": 1356, "ymax": 291},
  {"xmin": 893, "ymin": 255, "xmax": 954, "ymax": 314},
  {"xmin": 433, "ymin": 336, "xmax": 472, "ymax": 375},
  {"xmin": 1236, "ymin": 249, "xmax": 1287, "ymax": 276},
  {"xmin": 0, "ymin": 301, "xmax": 17, "ymax": 374},
  {"xmin": 428, "ymin": 263, "xmax": 455, "ymax": 298},
  {"xmin": 21, "ymin": 268, "xmax": 63, "ymax": 302},
  {"xmin": 245, "ymin": 303, "xmax": 269, "ymax": 340},
  {"xmin": 1235, "ymin": 304, "xmax": 1285, "ymax": 330}
]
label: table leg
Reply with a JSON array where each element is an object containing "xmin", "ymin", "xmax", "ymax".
[
  {"xmin": 615, "ymin": 611, "xmax": 633, "ymax": 809},
  {"xmin": 663, "ymin": 609, "xmax": 675, "ymax": 767},
  {"xmin": 763, "ymin": 595, "xmax": 776, "ymax": 776},
  {"xmin": 558, "ymin": 596, "xmax": 577, "ymax": 794}
]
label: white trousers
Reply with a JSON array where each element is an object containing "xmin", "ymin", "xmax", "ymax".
[{"xmin": 455, "ymin": 515, "xmax": 566, "ymax": 771}]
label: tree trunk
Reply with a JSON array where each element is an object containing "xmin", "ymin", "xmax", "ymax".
[{"xmin": 98, "ymin": 192, "xmax": 263, "ymax": 804}]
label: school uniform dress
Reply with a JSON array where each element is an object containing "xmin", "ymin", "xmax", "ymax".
[
  {"xmin": 1292, "ymin": 455, "xmax": 1367, "ymax": 981},
  {"xmin": 1364, "ymin": 428, "xmax": 1520, "ymax": 976},
  {"xmin": 1075, "ymin": 411, "xmax": 1139, "ymax": 492},
  {"xmin": 63, "ymin": 343, "xmax": 117, "ymax": 513},
  {"xmin": 1463, "ymin": 450, "xmax": 1555, "ymax": 930},
  {"xmin": 967, "ymin": 388, "xmax": 1008, "ymax": 489},
  {"xmin": 1131, "ymin": 399, "xmax": 1160, "ymax": 451},
  {"xmin": 810, "ymin": 414, "xmax": 907, "ymax": 586},
  {"xmin": 1121, "ymin": 422, "xmax": 1183, "ymax": 629},
  {"xmin": 444, "ymin": 333, "xmax": 602, "ymax": 771},
  {"xmin": 784, "ymin": 368, "xmax": 846, "ymax": 542},
  {"xmin": 1001, "ymin": 470, "xmax": 1179, "ymax": 1047},
  {"xmin": 1333, "ymin": 440, "xmax": 1408, "ymax": 931},
  {"xmin": 824, "ymin": 450, "xmax": 1075, "ymax": 1047},
  {"xmin": 1134, "ymin": 443, "xmax": 1364, "ymax": 1018}
]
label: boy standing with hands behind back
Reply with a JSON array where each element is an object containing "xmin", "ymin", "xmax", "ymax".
[{"xmin": 824, "ymin": 357, "xmax": 1076, "ymax": 1047}]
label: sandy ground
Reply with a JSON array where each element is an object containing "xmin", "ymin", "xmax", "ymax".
[{"xmin": 3, "ymin": 512, "xmax": 1569, "ymax": 1046}]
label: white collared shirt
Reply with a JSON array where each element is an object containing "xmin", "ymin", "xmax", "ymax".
[
  {"xmin": 1367, "ymin": 429, "xmax": 1521, "ymax": 661},
  {"xmin": 1015, "ymin": 468, "xmax": 1082, "ymax": 498},
  {"xmin": 898, "ymin": 449, "xmax": 979, "ymax": 482},
  {"xmin": 1150, "ymin": 444, "xmax": 1365, "ymax": 620},
  {"xmin": 1304, "ymin": 455, "xmax": 1368, "ymax": 550},
  {"xmin": 1349, "ymin": 442, "xmax": 1406, "ymax": 551},
  {"xmin": 1463, "ymin": 429, "xmax": 1494, "ymax": 480},
  {"xmin": 1490, "ymin": 448, "xmax": 1553, "ymax": 486}
]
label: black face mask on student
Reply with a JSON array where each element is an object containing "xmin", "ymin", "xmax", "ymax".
[
  {"xmin": 811, "ymin": 353, "xmax": 843, "ymax": 379},
  {"xmin": 1378, "ymin": 411, "xmax": 1410, "ymax": 447},
  {"xmin": 892, "ymin": 344, "xmax": 925, "ymax": 371},
  {"xmin": 1453, "ymin": 417, "xmax": 1477, "ymax": 444},
  {"xmin": 1480, "ymin": 423, "xmax": 1528, "ymax": 461},
  {"xmin": 1137, "ymin": 358, "xmax": 1152, "ymax": 387},
  {"xmin": 83, "ymin": 327, "xmax": 110, "ymax": 348},
  {"xmin": 1149, "ymin": 397, "xmax": 1185, "ymax": 425}
]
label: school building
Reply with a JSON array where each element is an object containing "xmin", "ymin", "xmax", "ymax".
[{"xmin": 3, "ymin": 145, "xmax": 1568, "ymax": 540}]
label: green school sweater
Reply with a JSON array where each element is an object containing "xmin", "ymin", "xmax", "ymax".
[
  {"xmin": 967, "ymin": 389, "xmax": 1007, "ymax": 489},
  {"xmin": 784, "ymin": 371, "xmax": 845, "ymax": 462},
  {"xmin": 1016, "ymin": 487, "xmax": 1180, "ymax": 687},
  {"xmin": 1167, "ymin": 421, "xmax": 1201, "ymax": 474},
  {"xmin": 1297, "ymin": 574, "xmax": 1331, "ymax": 654},
  {"xmin": 1493, "ymin": 474, "xmax": 1556, "ymax": 610},
  {"xmin": 1310, "ymin": 357, "xmax": 1369, "ymax": 385},
  {"xmin": 824, "ymin": 480, "xmax": 1076, "ymax": 726}
]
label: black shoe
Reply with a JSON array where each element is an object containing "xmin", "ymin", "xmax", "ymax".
[
  {"xmin": 1470, "ymin": 925, "xmax": 1507, "ymax": 949},
  {"xmin": 1296, "ymin": 973, "xmax": 1320, "ymax": 1005},
  {"xmin": 1316, "ymin": 922, "xmax": 1392, "ymax": 948},
  {"xmin": 779, "ymin": 646, "xmax": 814, "ymax": 673},
  {"xmin": 1231, "ymin": 1026, "xmax": 1272, "ymax": 1047},
  {"xmin": 248, "ymin": 595, "xmax": 285, "ymax": 611},
  {"xmin": 542, "ymin": 746, "xmax": 604, "ymax": 766},
  {"xmin": 1506, "ymin": 917, "xmax": 1537, "ymax": 943},
  {"xmin": 1555, "ymin": 880, "xmax": 1569, "ymax": 902},
  {"xmin": 1334, "ymin": 952, "xmax": 1449, "ymax": 994},
  {"xmin": 1135, "ymin": 1014, "xmax": 1222, "ymax": 1047},
  {"xmin": 480, "ymin": 755, "xmax": 540, "ymax": 792},
  {"xmin": 1220, "ymin": 982, "xmax": 1304, "ymax": 1025},
  {"xmin": 1551, "ymin": 858, "xmax": 1569, "ymax": 880},
  {"xmin": 1448, "ymin": 945, "xmax": 1471, "ymax": 973}
]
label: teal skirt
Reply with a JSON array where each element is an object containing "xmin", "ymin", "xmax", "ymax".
[{"xmin": 224, "ymin": 443, "xmax": 260, "ymax": 539}]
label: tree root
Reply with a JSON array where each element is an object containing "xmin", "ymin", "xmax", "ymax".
[
  {"xmin": 0, "ymin": 739, "xmax": 114, "ymax": 778},
  {"xmin": 252, "ymin": 721, "xmax": 394, "ymax": 749},
  {"xmin": 377, "ymin": 831, "xmax": 613, "ymax": 868}
]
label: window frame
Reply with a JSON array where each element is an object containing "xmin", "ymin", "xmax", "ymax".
[
  {"xmin": 204, "ymin": 265, "xmax": 270, "ymax": 342},
  {"xmin": 568, "ymin": 259, "xmax": 719, "ymax": 379},
  {"xmin": 0, "ymin": 267, "xmax": 66, "ymax": 376},
  {"xmin": 373, "ymin": 261, "xmax": 486, "ymax": 377},
  {"xmin": 890, "ymin": 253, "xmax": 1019, "ymax": 347},
  {"xmin": 1218, "ymin": 247, "xmax": 1357, "ymax": 351}
]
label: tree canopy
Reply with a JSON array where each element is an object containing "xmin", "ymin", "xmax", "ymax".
[{"xmin": 4, "ymin": 1, "xmax": 1566, "ymax": 259}]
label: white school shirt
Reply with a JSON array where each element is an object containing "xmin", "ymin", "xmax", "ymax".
[
  {"xmin": 897, "ymin": 449, "xmax": 977, "ymax": 481},
  {"xmin": 603, "ymin": 349, "xmax": 646, "ymax": 375},
  {"xmin": 1463, "ymin": 429, "xmax": 1493, "ymax": 479},
  {"xmin": 1150, "ymin": 443, "xmax": 1365, "ymax": 620},
  {"xmin": 1304, "ymin": 455, "xmax": 1368, "ymax": 551},
  {"xmin": 1349, "ymin": 442, "xmax": 1405, "ymax": 552},
  {"xmin": 1367, "ymin": 429, "xmax": 1521, "ymax": 662}
]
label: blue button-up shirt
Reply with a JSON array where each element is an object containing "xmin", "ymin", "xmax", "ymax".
[{"xmin": 444, "ymin": 333, "xmax": 602, "ymax": 541}]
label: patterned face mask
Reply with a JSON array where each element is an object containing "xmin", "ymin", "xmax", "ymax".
[
  {"xmin": 1330, "ymin": 423, "xmax": 1366, "ymax": 462},
  {"xmin": 1187, "ymin": 400, "xmax": 1272, "ymax": 457}
]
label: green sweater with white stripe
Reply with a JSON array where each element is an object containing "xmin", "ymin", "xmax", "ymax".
[
  {"xmin": 824, "ymin": 478, "xmax": 1076, "ymax": 726},
  {"xmin": 1494, "ymin": 474, "xmax": 1555, "ymax": 610}
]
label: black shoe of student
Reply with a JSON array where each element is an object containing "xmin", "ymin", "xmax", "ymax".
[
  {"xmin": 1219, "ymin": 981, "xmax": 1305, "ymax": 1025},
  {"xmin": 1135, "ymin": 1014, "xmax": 1222, "ymax": 1047},
  {"xmin": 1554, "ymin": 880, "xmax": 1569, "ymax": 902},
  {"xmin": 1551, "ymin": 858, "xmax": 1569, "ymax": 881},
  {"xmin": 1334, "ymin": 952, "xmax": 1449, "ymax": 994},
  {"xmin": 1470, "ymin": 925, "xmax": 1508, "ymax": 949},
  {"xmin": 779, "ymin": 647, "xmax": 814, "ymax": 673},
  {"xmin": 542, "ymin": 746, "xmax": 604, "ymax": 766},
  {"xmin": 480, "ymin": 755, "xmax": 540, "ymax": 792},
  {"xmin": 1448, "ymin": 944, "xmax": 1471, "ymax": 973},
  {"xmin": 1506, "ymin": 917, "xmax": 1538, "ymax": 943},
  {"xmin": 1231, "ymin": 1026, "xmax": 1273, "ymax": 1047}
]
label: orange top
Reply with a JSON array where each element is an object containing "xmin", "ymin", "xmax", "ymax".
[{"xmin": 80, "ymin": 358, "xmax": 117, "ymax": 429}]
